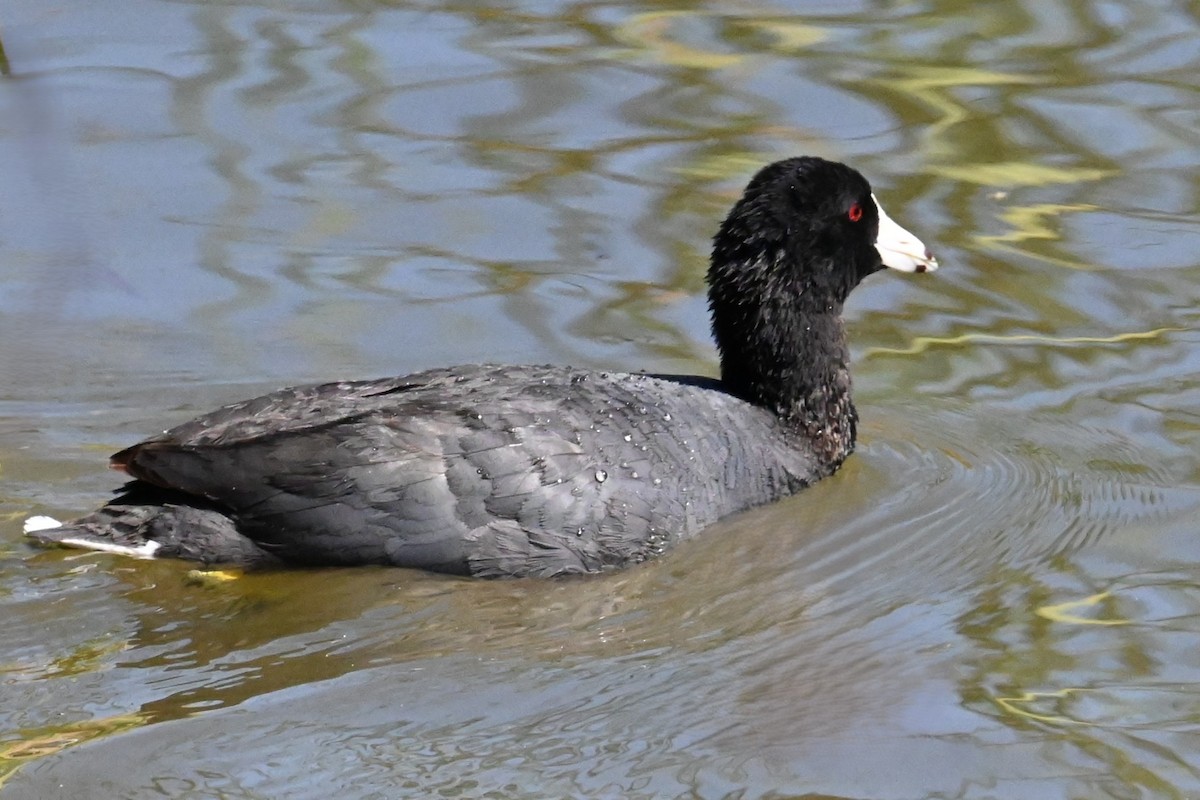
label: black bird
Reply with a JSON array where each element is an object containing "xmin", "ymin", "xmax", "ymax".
[{"xmin": 27, "ymin": 157, "xmax": 938, "ymax": 577}]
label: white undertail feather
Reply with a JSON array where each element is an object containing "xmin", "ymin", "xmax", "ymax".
[
  {"xmin": 54, "ymin": 537, "xmax": 163, "ymax": 559},
  {"xmin": 25, "ymin": 515, "xmax": 162, "ymax": 559}
]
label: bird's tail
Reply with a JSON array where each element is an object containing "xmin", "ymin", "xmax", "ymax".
[{"xmin": 25, "ymin": 484, "xmax": 280, "ymax": 567}]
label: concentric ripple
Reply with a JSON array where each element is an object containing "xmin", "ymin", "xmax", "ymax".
[{"xmin": 792, "ymin": 400, "xmax": 1191, "ymax": 591}]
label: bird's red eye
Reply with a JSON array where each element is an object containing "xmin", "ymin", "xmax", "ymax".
[{"xmin": 847, "ymin": 202, "xmax": 863, "ymax": 222}]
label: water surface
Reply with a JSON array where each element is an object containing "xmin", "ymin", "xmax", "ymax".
[{"xmin": 2, "ymin": 1, "xmax": 1199, "ymax": 798}]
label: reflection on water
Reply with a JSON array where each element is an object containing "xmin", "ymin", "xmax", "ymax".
[{"xmin": 2, "ymin": 0, "xmax": 1199, "ymax": 797}]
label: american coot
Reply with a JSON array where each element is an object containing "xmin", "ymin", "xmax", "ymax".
[{"xmin": 27, "ymin": 157, "xmax": 937, "ymax": 578}]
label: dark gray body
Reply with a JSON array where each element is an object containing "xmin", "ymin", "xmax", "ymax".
[{"xmin": 43, "ymin": 365, "xmax": 826, "ymax": 577}]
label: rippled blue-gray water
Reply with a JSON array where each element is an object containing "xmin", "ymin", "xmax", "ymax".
[{"xmin": 2, "ymin": 2, "xmax": 1199, "ymax": 797}]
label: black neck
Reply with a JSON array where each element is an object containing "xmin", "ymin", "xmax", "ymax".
[{"xmin": 708, "ymin": 249, "xmax": 859, "ymax": 466}]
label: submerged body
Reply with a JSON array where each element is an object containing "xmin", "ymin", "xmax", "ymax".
[
  {"xmin": 28, "ymin": 157, "xmax": 937, "ymax": 577},
  {"xmin": 48, "ymin": 367, "xmax": 826, "ymax": 577}
]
